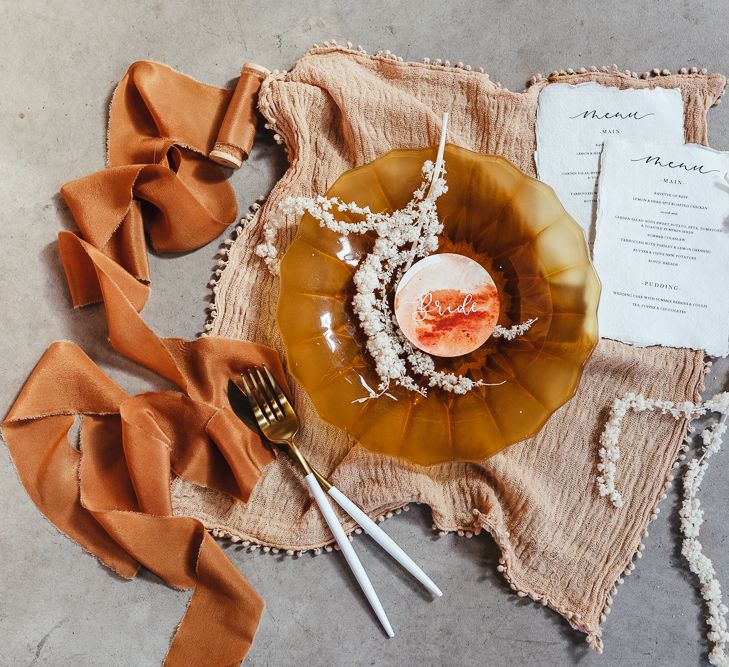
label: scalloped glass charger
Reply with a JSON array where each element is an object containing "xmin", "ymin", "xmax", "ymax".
[{"xmin": 277, "ymin": 145, "xmax": 600, "ymax": 465}]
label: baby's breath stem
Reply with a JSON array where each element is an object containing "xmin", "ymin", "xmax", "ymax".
[
  {"xmin": 261, "ymin": 155, "xmax": 535, "ymax": 398},
  {"xmin": 597, "ymin": 391, "xmax": 729, "ymax": 666}
]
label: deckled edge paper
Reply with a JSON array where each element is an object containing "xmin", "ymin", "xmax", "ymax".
[
  {"xmin": 593, "ymin": 138, "xmax": 729, "ymax": 357},
  {"xmin": 535, "ymin": 83, "xmax": 684, "ymax": 244}
]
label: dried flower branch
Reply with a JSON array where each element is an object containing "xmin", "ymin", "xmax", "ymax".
[
  {"xmin": 492, "ymin": 319, "xmax": 538, "ymax": 340},
  {"xmin": 270, "ymin": 160, "xmax": 535, "ymax": 397},
  {"xmin": 597, "ymin": 391, "xmax": 729, "ymax": 666},
  {"xmin": 258, "ymin": 157, "xmax": 536, "ymax": 397}
]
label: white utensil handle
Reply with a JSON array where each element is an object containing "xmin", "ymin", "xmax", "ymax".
[
  {"xmin": 328, "ymin": 486, "xmax": 443, "ymax": 598},
  {"xmin": 304, "ymin": 473, "xmax": 394, "ymax": 638}
]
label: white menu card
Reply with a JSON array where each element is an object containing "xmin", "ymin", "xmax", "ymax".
[
  {"xmin": 535, "ymin": 83, "xmax": 685, "ymax": 242},
  {"xmin": 593, "ymin": 139, "xmax": 729, "ymax": 357}
]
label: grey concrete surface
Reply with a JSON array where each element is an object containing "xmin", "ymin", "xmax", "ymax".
[{"xmin": 1, "ymin": 1, "xmax": 729, "ymax": 665}]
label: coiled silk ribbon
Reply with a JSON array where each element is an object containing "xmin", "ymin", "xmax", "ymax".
[{"xmin": 2, "ymin": 61, "xmax": 280, "ymax": 665}]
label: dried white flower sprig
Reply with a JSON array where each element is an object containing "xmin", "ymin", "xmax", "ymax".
[
  {"xmin": 281, "ymin": 159, "xmax": 477, "ymax": 397},
  {"xmin": 597, "ymin": 391, "xmax": 729, "ymax": 666},
  {"xmin": 256, "ymin": 215, "xmax": 285, "ymax": 275},
  {"xmin": 597, "ymin": 394, "xmax": 701, "ymax": 507},
  {"xmin": 276, "ymin": 162, "xmax": 535, "ymax": 398},
  {"xmin": 492, "ymin": 318, "xmax": 538, "ymax": 341},
  {"xmin": 257, "ymin": 113, "xmax": 535, "ymax": 397}
]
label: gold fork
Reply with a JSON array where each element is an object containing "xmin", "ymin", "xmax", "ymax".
[
  {"xmin": 228, "ymin": 366, "xmax": 443, "ymax": 597},
  {"xmin": 233, "ymin": 367, "xmax": 442, "ymax": 598},
  {"xmin": 238, "ymin": 366, "xmax": 395, "ymax": 637}
]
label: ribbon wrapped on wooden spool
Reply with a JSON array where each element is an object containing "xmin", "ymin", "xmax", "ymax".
[{"xmin": 210, "ymin": 63, "xmax": 269, "ymax": 168}]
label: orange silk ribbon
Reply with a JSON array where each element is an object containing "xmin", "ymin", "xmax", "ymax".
[{"xmin": 2, "ymin": 61, "xmax": 279, "ymax": 666}]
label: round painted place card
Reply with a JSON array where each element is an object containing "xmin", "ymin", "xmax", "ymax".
[{"xmin": 394, "ymin": 253, "xmax": 500, "ymax": 357}]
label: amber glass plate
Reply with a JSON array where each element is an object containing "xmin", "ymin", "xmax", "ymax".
[{"xmin": 277, "ymin": 145, "xmax": 600, "ymax": 465}]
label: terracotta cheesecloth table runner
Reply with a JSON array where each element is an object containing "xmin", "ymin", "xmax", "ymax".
[
  {"xmin": 176, "ymin": 46, "xmax": 726, "ymax": 652},
  {"xmin": 2, "ymin": 46, "xmax": 726, "ymax": 664}
]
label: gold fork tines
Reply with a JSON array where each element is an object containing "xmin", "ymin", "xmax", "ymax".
[{"xmin": 239, "ymin": 366, "xmax": 330, "ymax": 489}]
